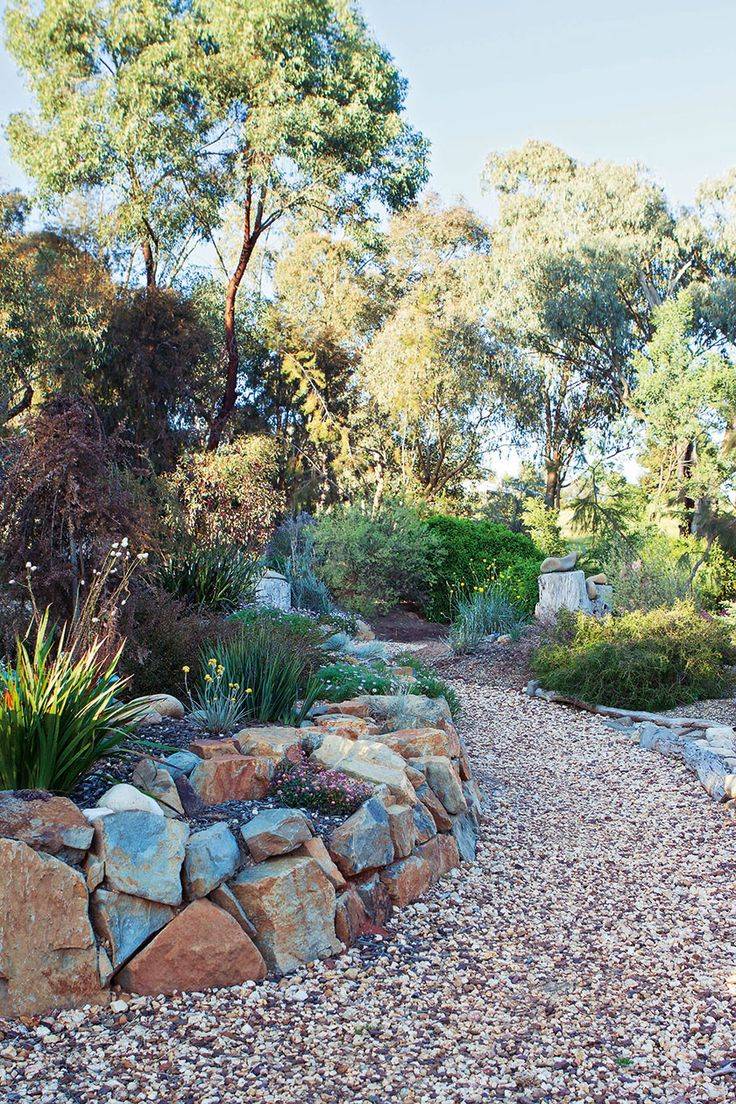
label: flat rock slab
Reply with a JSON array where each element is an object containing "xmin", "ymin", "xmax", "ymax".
[
  {"xmin": 90, "ymin": 888, "xmax": 174, "ymax": 969},
  {"xmin": 379, "ymin": 727, "xmax": 460, "ymax": 760},
  {"xmin": 189, "ymin": 755, "xmax": 274, "ymax": 804},
  {"xmin": 240, "ymin": 808, "xmax": 313, "ymax": 862},
  {"xmin": 93, "ymin": 811, "xmax": 189, "ymax": 905},
  {"xmin": 230, "ymin": 854, "xmax": 340, "ymax": 974},
  {"xmin": 236, "ymin": 727, "xmax": 303, "ymax": 762},
  {"xmin": 0, "ymin": 839, "xmax": 106, "ymax": 1016},
  {"xmin": 0, "ymin": 791, "xmax": 94, "ymax": 863},
  {"xmin": 184, "ymin": 823, "xmax": 241, "ymax": 899},
  {"xmin": 117, "ymin": 900, "xmax": 267, "ymax": 995}
]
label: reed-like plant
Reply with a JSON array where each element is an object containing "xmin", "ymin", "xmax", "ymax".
[
  {"xmin": 157, "ymin": 542, "xmax": 261, "ymax": 612},
  {"xmin": 0, "ymin": 612, "xmax": 150, "ymax": 792},
  {"xmin": 183, "ymin": 660, "xmax": 248, "ymax": 732}
]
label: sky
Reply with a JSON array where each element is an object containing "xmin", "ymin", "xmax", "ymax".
[{"xmin": 2, "ymin": 0, "xmax": 736, "ymax": 211}]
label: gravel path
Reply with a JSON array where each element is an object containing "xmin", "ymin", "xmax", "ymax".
[{"xmin": 3, "ymin": 669, "xmax": 736, "ymax": 1103}]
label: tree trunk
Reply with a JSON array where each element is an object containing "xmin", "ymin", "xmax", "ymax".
[
  {"xmin": 207, "ymin": 188, "xmax": 262, "ymax": 451},
  {"xmin": 544, "ymin": 461, "xmax": 561, "ymax": 509},
  {"xmin": 141, "ymin": 237, "xmax": 157, "ymax": 289},
  {"xmin": 677, "ymin": 439, "xmax": 697, "ymax": 536}
]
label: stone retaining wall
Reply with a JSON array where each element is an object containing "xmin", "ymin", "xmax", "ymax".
[{"xmin": 0, "ymin": 695, "xmax": 483, "ymax": 1017}]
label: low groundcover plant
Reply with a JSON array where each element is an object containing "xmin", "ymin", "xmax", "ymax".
[{"xmin": 270, "ymin": 745, "xmax": 372, "ymax": 817}]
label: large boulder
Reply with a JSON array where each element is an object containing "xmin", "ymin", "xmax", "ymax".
[
  {"xmin": 0, "ymin": 839, "xmax": 106, "ymax": 1016},
  {"xmin": 413, "ymin": 756, "xmax": 467, "ymax": 815},
  {"xmin": 378, "ymin": 727, "xmax": 460, "ymax": 760},
  {"xmin": 0, "ymin": 791, "xmax": 94, "ymax": 863},
  {"xmin": 208, "ymin": 884, "xmax": 258, "ymax": 938},
  {"xmin": 183, "ymin": 823, "xmax": 241, "ymax": 899},
  {"xmin": 328, "ymin": 797, "xmax": 394, "ymax": 877},
  {"xmin": 93, "ymin": 811, "xmax": 189, "ymax": 905},
  {"xmin": 412, "ymin": 803, "xmax": 438, "ymax": 844},
  {"xmin": 379, "ymin": 853, "xmax": 432, "ymax": 906},
  {"xmin": 116, "ymin": 900, "xmax": 267, "ymax": 994},
  {"xmin": 145, "ymin": 693, "xmax": 186, "ymax": 720},
  {"xmin": 240, "ymin": 808, "xmax": 313, "ymax": 862},
  {"xmin": 236, "ymin": 727, "xmax": 303, "ymax": 762},
  {"xmin": 351, "ymin": 871, "xmax": 394, "ymax": 927},
  {"xmin": 230, "ymin": 854, "xmax": 340, "ymax": 974},
  {"xmin": 90, "ymin": 888, "xmax": 174, "ymax": 968},
  {"xmin": 189, "ymin": 755, "xmax": 274, "ymax": 804},
  {"xmin": 311, "ymin": 715, "xmax": 381, "ymax": 739},
  {"xmin": 164, "ymin": 751, "xmax": 202, "ymax": 777}
]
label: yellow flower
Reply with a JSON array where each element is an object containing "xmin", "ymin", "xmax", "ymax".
[
  {"xmin": 182, "ymin": 665, "xmax": 190, "ymax": 674},
  {"xmin": 216, "ymin": 665, "xmax": 224, "ymax": 677},
  {"xmin": 208, "ymin": 658, "xmax": 217, "ymax": 667},
  {"xmin": 245, "ymin": 687, "xmax": 253, "ymax": 694},
  {"xmin": 204, "ymin": 674, "xmax": 213, "ymax": 683}
]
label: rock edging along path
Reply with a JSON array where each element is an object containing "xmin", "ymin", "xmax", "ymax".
[{"xmin": 3, "ymin": 680, "xmax": 736, "ymax": 1103}]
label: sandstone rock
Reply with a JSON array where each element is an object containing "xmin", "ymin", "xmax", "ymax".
[
  {"xmin": 296, "ymin": 836, "xmax": 346, "ymax": 890},
  {"xmin": 415, "ymin": 785, "xmax": 453, "ymax": 832},
  {"xmin": 540, "ymin": 551, "xmax": 579, "ymax": 573},
  {"xmin": 412, "ymin": 803, "xmax": 437, "ymax": 844},
  {"xmin": 585, "ymin": 578, "xmax": 599, "ymax": 600},
  {"xmin": 96, "ymin": 783, "xmax": 163, "ymax": 817},
  {"xmin": 328, "ymin": 797, "xmax": 394, "ymax": 876},
  {"xmin": 406, "ymin": 765, "xmax": 427, "ymax": 789},
  {"xmin": 386, "ymin": 804, "xmax": 415, "ymax": 859},
  {"xmin": 90, "ymin": 888, "xmax": 174, "ymax": 968},
  {"xmin": 183, "ymin": 823, "xmax": 241, "ymax": 899},
  {"xmin": 0, "ymin": 791, "xmax": 94, "ymax": 863},
  {"xmin": 321, "ymin": 699, "xmax": 371, "ymax": 718},
  {"xmin": 312, "ymin": 715, "xmax": 381, "ymax": 739},
  {"xmin": 208, "ymin": 884, "xmax": 258, "ymax": 938},
  {"xmin": 334, "ymin": 886, "xmax": 370, "ymax": 946},
  {"xmin": 93, "ymin": 811, "xmax": 188, "ymax": 905},
  {"xmin": 416, "ymin": 756, "xmax": 467, "ymax": 815},
  {"xmin": 312, "ymin": 734, "xmax": 415, "ymax": 805},
  {"xmin": 588, "ymin": 572, "xmax": 607, "ymax": 585},
  {"xmin": 117, "ymin": 900, "xmax": 267, "ymax": 994},
  {"xmin": 189, "ymin": 755, "xmax": 274, "ymax": 805},
  {"xmin": 378, "ymin": 727, "xmax": 460, "ymax": 759},
  {"xmin": 380, "ymin": 853, "xmax": 432, "ymax": 906},
  {"xmin": 164, "ymin": 751, "xmax": 202, "ymax": 777},
  {"xmin": 419, "ymin": 834, "xmax": 460, "ymax": 881},
  {"xmin": 450, "ymin": 810, "xmax": 478, "ymax": 861},
  {"xmin": 83, "ymin": 854, "xmax": 104, "ymax": 891},
  {"xmin": 146, "ymin": 694, "xmax": 186, "ymax": 720},
  {"xmin": 230, "ymin": 854, "xmax": 340, "ymax": 974},
  {"xmin": 0, "ymin": 839, "xmax": 106, "ymax": 1016},
  {"xmin": 236, "ymin": 726, "xmax": 303, "ymax": 762},
  {"xmin": 131, "ymin": 758, "xmax": 185, "ymax": 817},
  {"xmin": 240, "ymin": 808, "xmax": 313, "ymax": 862},
  {"xmin": 188, "ymin": 737, "xmax": 241, "ymax": 759}
]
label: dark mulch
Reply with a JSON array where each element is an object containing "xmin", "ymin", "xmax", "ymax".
[
  {"xmin": 371, "ymin": 606, "xmax": 448, "ymax": 642},
  {"xmin": 435, "ymin": 628, "xmax": 541, "ymax": 692}
]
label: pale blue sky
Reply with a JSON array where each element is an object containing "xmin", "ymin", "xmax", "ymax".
[{"xmin": 2, "ymin": 0, "xmax": 736, "ymax": 213}]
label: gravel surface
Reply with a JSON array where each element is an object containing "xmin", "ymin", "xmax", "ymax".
[{"xmin": 4, "ymin": 661, "xmax": 736, "ymax": 1103}]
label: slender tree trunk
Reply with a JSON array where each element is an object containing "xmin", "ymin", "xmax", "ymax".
[
  {"xmin": 544, "ymin": 459, "xmax": 561, "ymax": 509},
  {"xmin": 677, "ymin": 439, "xmax": 697, "ymax": 536},
  {"xmin": 207, "ymin": 185, "xmax": 263, "ymax": 451},
  {"xmin": 141, "ymin": 237, "xmax": 157, "ymax": 289}
]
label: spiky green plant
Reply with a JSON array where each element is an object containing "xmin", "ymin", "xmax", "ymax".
[
  {"xmin": 0, "ymin": 613, "xmax": 149, "ymax": 792},
  {"xmin": 157, "ymin": 543, "xmax": 261, "ymax": 612}
]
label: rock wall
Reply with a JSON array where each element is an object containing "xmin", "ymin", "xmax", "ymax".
[{"xmin": 0, "ymin": 695, "xmax": 483, "ymax": 1017}]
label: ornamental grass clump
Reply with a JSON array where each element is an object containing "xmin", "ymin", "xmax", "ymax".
[
  {"xmin": 271, "ymin": 745, "xmax": 372, "ymax": 817},
  {"xmin": 0, "ymin": 612, "xmax": 149, "ymax": 792},
  {"xmin": 449, "ymin": 586, "xmax": 527, "ymax": 654},
  {"xmin": 157, "ymin": 542, "xmax": 261, "ymax": 612},
  {"xmin": 183, "ymin": 659, "xmax": 249, "ymax": 732}
]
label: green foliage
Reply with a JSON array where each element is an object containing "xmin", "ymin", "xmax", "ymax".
[
  {"xmin": 424, "ymin": 514, "xmax": 540, "ymax": 621},
  {"xmin": 521, "ymin": 499, "xmax": 565, "ymax": 555},
  {"xmin": 315, "ymin": 504, "xmax": 440, "ymax": 616},
  {"xmin": 532, "ymin": 603, "xmax": 734, "ymax": 710},
  {"xmin": 268, "ymin": 515, "xmax": 333, "ymax": 615},
  {"xmin": 390, "ymin": 652, "xmax": 461, "ymax": 718},
  {"xmin": 208, "ymin": 620, "xmax": 324, "ymax": 725},
  {"xmin": 0, "ymin": 613, "xmax": 147, "ymax": 792},
  {"xmin": 313, "ymin": 661, "xmax": 393, "ymax": 702},
  {"xmin": 495, "ymin": 558, "xmax": 542, "ymax": 615},
  {"xmin": 156, "ymin": 543, "xmax": 261, "ymax": 612},
  {"xmin": 448, "ymin": 587, "xmax": 528, "ymax": 655}
]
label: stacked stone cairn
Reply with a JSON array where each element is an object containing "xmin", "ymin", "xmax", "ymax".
[
  {"xmin": 534, "ymin": 551, "xmax": 613, "ymax": 622},
  {"xmin": 0, "ymin": 692, "xmax": 483, "ymax": 1017}
]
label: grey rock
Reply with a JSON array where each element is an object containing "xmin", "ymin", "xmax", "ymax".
[
  {"xmin": 183, "ymin": 823, "xmax": 241, "ymax": 899},
  {"xmin": 240, "ymin": 808, "xmax": 313, "ymax": 863},
  {"xmin": 416, "ymin": 756, "xmax": 467, "ymax": 815},
  {"xmin": 93, "ymin": 811, "xmax": 189, "ymax": 905},
  {"xmin": 164, "ymin": 751, "xmax": 202, "ymax": 778},
  {"xmin": 540, "ymin": 551, "xmax": 579, "ymax": 573},
  {"xmin": 450, "ymin": 811, "xmax": 478, "ymax": 862},
  {"xmin": 90, "ymin": 888, "xmax": 174, "ymax": 968},
  {"xmin": 328, "ymin": 797, "xmax": 394, "ymax": 876},
  {"xmin": 412, "ymin": 803, "xmax": 438, "ymax": 844}
]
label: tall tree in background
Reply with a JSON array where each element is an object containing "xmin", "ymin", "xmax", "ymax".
[
  {"xmin": 5, "ymin": 0, "xmax": 216, "ymax": 288},
  {"xmin": 197, "ymin": 0, "xmax": 428, "ymax": 448}
]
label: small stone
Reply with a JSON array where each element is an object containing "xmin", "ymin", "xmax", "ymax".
[
  {"xmin": 96, "ymin": 784, "xmax": 164, "ymax": 818},
  {"xmin": 540, "ymin": 551, "xmax": 579, "ymax": 573}
]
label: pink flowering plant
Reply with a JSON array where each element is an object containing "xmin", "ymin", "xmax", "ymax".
[{"xmin": 271, "ymin": 745, "xmax": 372, "ymax": 817}]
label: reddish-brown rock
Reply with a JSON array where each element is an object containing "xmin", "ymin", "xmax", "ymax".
[
  {"xmin": 380, "ymin": 728, "xmax": 460, "ymax": 760},
  {"xmin": 116, "ymin": 900, "xmax": 266, "ymax": 995},
  {"xmin": 189, "ymin": 755, "xmax": 274, "ymax": 805},
  {"xmin": 0, "ymin": 839, "xmax": 106, "ymax": 1016},
  {"xmin": 236, "ymin": 727, "xmax": 302, "ymax": 762},
  {"xmin": 296, "ymin": 835, "xmax": 346, "ymax": 890},
  {"xmin": 419, "ymin": 834, "xmax": 460, "ymax": 881},
  {"xmin": 415, "ymin": 785, "xmax": 453, "ymax": 832},
  {"xmin": 312, "ymin": 715, "xmax": 381, "ymax": 739},
  {"xmin": 335, "ymin": 886, "xmax": 370, "ymax": 945},
  {"xmin": 379, "ymin": 853, "xmax": 432, "ymax": 906},
  {"xmin": 322, "ymin": 700, "xmax": 371, "ymax": 719},
  {"xmin": 188, "ymin": 737, "xmax": 241, "ymax": 760},
  {"xmin": 386, "ymin": 803, "xmax": 416, "ymax": 859},
  {"xmin": 0, "ymin": 791, "xmax": 94, "ymax": 863}
]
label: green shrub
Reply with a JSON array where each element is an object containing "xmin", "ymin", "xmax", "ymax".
[
  {"xmin": 314, "ymin": 504, "xmax": 440, "ymax": 617},
  {"xmin": 448, "ymin": 587, "xmax": 527, "ymax": 654},
  {"xmin": 227, "ymin": 607, "xmax": 334, "ymax": 669},
  {"xmin": 313, "ymin": 661, "xmax": 393, "ymax": 701},
  {"xmin": 207, "ymin": 621, "xmax": 321, "ymax": 725},
  {"xmin": 532, "ymin": 602, "xmax": 734, "ymax": 711},
  {"xmin": 156, "ymin": 542, "xmax": 261, "ymax": 612},
  {"xmin": 496, "ymin": 557, "xmax": 541, "ymax": 615},
  {"xmin": 391, "ymin": 652, "xmax": 461, "ymax": 718},
  {"xmin": 425, "ymin": 515, "xmax": 540, "ymax": 621},
  {"xmin": 0, "ymin": 613, "xmax": 148, "ymax": 792},
  {"xmin": 268, "ymin": 514, "xmax": 333, "ymax": 615}
]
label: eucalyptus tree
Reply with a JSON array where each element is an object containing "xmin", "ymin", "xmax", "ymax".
[{"xmin": 480, "ymin": 140, "xmax": 710, "ymax": 507}]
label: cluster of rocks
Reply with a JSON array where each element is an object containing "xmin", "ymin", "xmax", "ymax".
[
  {"xmin": 535, "ymin": 550, "xmax": 613, "ymax": 621},
  {"xmin": 0, "ymin": 692, "xmax": 483, "ymax": 1018},
  {"xmin": 615, "ymin": 715, "xmax": 736, "ymax": 805}
]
